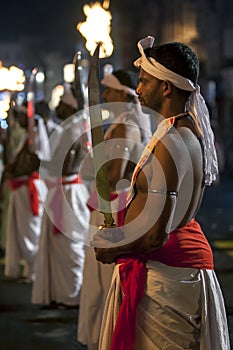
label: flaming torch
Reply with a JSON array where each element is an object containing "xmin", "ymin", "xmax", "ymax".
[
  {"xmin": 0, "ymin": 61, "xmax": 25, "ymax": 129},
  {"xmin": 77, "ymin": 1, "xmax": 113, "ymax": 58},
  {"xmin": 77, "ymin": 2, "xmax": 115, "ymax": 224}
]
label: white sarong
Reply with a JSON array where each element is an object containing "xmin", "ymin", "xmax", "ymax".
[
  {"xmin": 77, "ymin": 193, "xmax": 123, "ymax": 350},
  {"xmin": 32, "ymin": 176, "xmax": 90, "ymax": 306},
  {"xmin": 99, "ymin": 261, "xmax": 230, "ymax": 350},
  {"xmin": 4, "ymin": 177, "xmax": 47, "ymax": 281}
]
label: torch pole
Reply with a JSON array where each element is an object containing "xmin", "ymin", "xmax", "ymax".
[
  {"xmin": 27, "ymin": 68, "xmax": 38, "ymax": 153},
  {"xmin": 88, "ymin": 44, "xmax": 114, "ymax": 226}
]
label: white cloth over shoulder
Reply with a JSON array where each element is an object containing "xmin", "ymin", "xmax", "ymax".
[{"xmin": 39, "ymin": 113, "xmax": 90, "ymax": 178}]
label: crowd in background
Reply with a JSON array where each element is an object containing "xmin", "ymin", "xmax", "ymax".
[{"xmin": 0, "ymin": 67, "xmax": 153, "ymax": 349}]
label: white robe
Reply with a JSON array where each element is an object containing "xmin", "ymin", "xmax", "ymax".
[
  {"xmin": 77, "ymin": 201, "xmax": 118, "ymax": 350},
  {"xmin": 99, "ymin": 261, "xmax": 231, "ymax": 350},
  {"xmin": 4, "ymin": 177, "xmax": 47, "ymax": 281},
  {"xmin": 78, "ymin": 111, "xmax": 150, "ymax": 348},
  {"xmin": 31, "ymin": 175, "xmax": 90, "ymax": 306}
]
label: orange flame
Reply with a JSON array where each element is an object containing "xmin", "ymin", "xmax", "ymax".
[{"xmin": 77, "ymin": 1, "xmax": 113, "ymax": 58}]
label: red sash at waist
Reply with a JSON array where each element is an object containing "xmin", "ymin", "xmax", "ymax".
[
  {"xmin": 45, "ymin": 174, "xmax": 82, "ymax": 235},
  {"xmin": 147, "ymin": 218, "xmax": 214, "ymax": 269},
  {"xmin": 8, "ymin": 172, "xmax": 40, "ymax": 216},
  {"xmin": 45, "ymin": 174, "xmax": 82, "ymax": 189},
  {"xmin": 110, "ymin": 218, "xmax": 214, "ymax": 350}
]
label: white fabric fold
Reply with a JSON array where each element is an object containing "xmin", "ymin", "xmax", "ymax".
[{"xmin": 98, "ymin": 262, "xmax": 230, "ymax": 350}]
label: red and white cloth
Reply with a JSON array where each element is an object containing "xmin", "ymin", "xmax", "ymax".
[
  {"xmin": 45, "ymin": 174, "xmax": 83, "ymax": 234},
  {"xmin": 8, "ymin": 171, "xmax": 40, "ymax": 216},
  {"xmin": 99, "ymin": 219, "xmax": 230, "ymax": 350}
]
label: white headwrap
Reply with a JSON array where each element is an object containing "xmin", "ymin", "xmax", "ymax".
[
  {"xmin": 102, "ymin": 71, "xmax": 152, "ymax": 145},
  {"xmin": 101, "ymin": 74, "xmax": 137, "ymax": 97},
  {"xmin": 134, "ymin": 36, "xmax": 218, "ymax": 185}
]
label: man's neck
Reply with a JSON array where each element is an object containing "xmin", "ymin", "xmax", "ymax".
[{"xmin": 159, "ymin": 100, "xmax": 186, "ymax": 119}]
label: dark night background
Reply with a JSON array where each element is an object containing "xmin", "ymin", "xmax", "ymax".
[
  {"xmin": 0, "ymin": 1, "xmax": 233, "ymax": 348},
  {"xmin": 1, "ymin": 0, "xmax": 86, "ymax": 54}
]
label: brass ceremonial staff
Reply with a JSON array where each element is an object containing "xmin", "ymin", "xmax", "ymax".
[
  {"xmin": 88, "ymin": 43, "xmax": 114, "ymax": 226},
  {"xmin": 27, "ymin": 67, "xmax": 38, "ymax": 153}
]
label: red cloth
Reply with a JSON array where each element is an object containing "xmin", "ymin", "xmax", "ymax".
[
  {"xmin": 110, "ymin": 218, "xmax": 214, "ymax": 350},
  {"xmin": 45, "ymin": 175, "xmax": 82, "ymax": 235},
  {"xmin": 147, "ymin": 218, "xmax": 214, "ymax": 269},
  {"xmin": 110, "ymin": 257, "xmax": 146, "ymax": 350},
  {"xmin": 8, "ymin": 172, "xmax": 40, "ymax": 216},
  {"xmin": 87, "ymin": 191, "xmax": 127, "ymax": 227}
]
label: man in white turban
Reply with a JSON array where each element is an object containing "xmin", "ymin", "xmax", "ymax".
[{"xmin": 91, "ymin": 37, "xmax": 230, "ymax": 350}]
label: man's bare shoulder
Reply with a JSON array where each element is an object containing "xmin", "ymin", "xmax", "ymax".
[{"xmin": 156, "ymin": 126, "xmax": 201, "ymax": 156}]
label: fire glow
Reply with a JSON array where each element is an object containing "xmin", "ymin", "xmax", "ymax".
[
  {"xmin": 0, "ymin": 61, "xmax": 25, "ymax": 92},
  {"xmin": 77, "ymin": 1, "xmax": 113, "ymax": 58}
]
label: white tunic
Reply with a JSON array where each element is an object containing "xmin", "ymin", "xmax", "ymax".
[
  {"xmin": 77, "ymin": 196, "xmax": 119, "ymax": 350},
  {"xmin": 32, "ymin": 175, "xmax": 90, "ymax": 306},
  {"xmin": 4, "ymin": 176, "xmax": 47, "ymax": 281}
]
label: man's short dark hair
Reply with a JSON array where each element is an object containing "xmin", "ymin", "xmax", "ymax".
[
  {"xmin": 144, "ymin": 42, "xmax": 199, "ymax": 85},
  {"xmin": 112, "ymin": 70, "xmax": 139, "ymax": 90}
]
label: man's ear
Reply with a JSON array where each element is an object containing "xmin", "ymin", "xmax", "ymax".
[{"xmin": 162, "ymin": 80, "xmax": 173, "ymax": 96}]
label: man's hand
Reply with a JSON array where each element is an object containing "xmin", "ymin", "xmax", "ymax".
[
  {"xmin": 90, "ymin": 225, "xmax": 125, "ymax": 264},
  {"xmin": 93, "ymin": 247, "xmax": 118, "ymax": 264}
]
